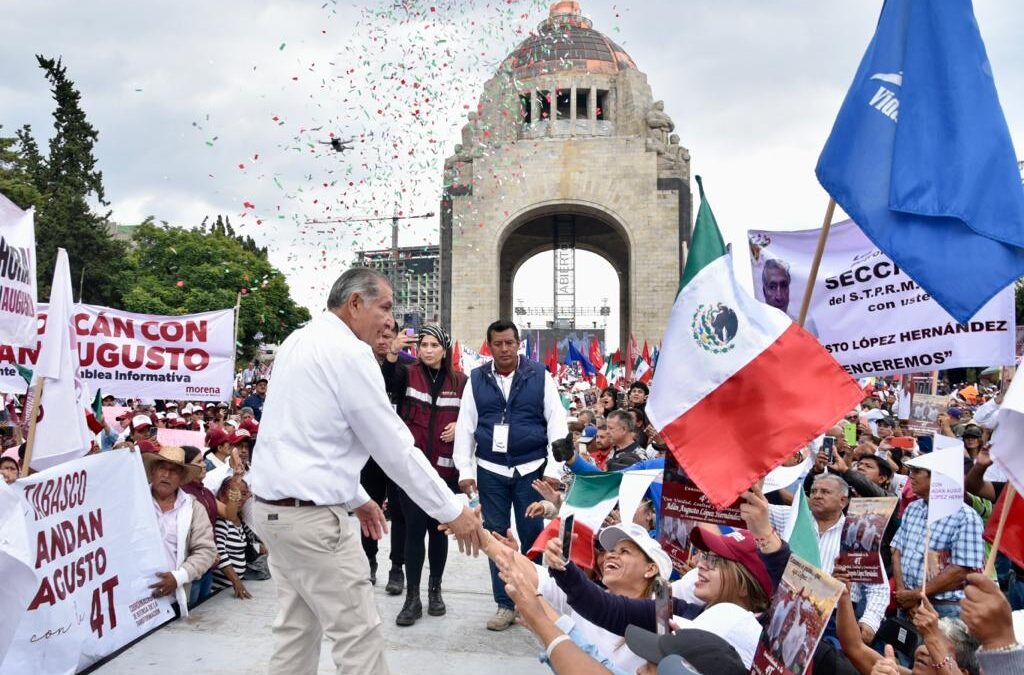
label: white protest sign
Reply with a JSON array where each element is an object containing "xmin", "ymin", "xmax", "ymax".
[
  {"xmin": 748, "ymin": 220, "xmax": 1015, "ymax": 377},
  {"xmin": 0, "ymin": 304, "xmax": 235, "ymax": 401},
  {"xmin": 0, "ymin": 482, "xmax": 35, "ymax": 661},
  {"xmin": 0, "ymin": 195, "xmax": 37, "ymax": 347},
  {"xmin": 0, "ymin": 451, "xmax": 175, "ymax": 674},
  {"xmin": 905, "ymin": 437, "xmax": 965, "ymax": 525}
]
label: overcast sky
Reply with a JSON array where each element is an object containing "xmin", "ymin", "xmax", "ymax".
[{"xmin": 2, "ymin": 0, "xmax": 1022, "ymax": 347}]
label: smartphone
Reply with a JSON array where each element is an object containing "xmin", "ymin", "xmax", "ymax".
[
  {"xmin": 890, "ymin": 436, "xmax": 915, "ymax": 450},
  {"xmin": 653, "ymin": 576, "xmax": 672, "ymax": 635},
  {"xmin": 405, "ymin": 328, "xmax": 415, "ymax": 337},
  {"xmin": 616, "ymin": 391, "xmax": 626, "ymax": 409},
  {"xmin": 822, "ymin": 436, "xmax": 835, "ymax": 462},
  {"xmin": 559, "ymin": 513, "xmax": 575, "ymax": 564}
]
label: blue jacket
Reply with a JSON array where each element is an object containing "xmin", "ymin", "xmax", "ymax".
[{"xmin": 471, "ymin": 357, "xmax": 548, "ymax": 467}]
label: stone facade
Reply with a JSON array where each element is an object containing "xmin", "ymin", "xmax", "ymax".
[{"xmin": 440, "ymin": 1, "xmax": 691, "ymax": 347}]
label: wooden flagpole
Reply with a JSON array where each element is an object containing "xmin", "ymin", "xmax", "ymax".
[
  {"xmin": 984, "ymin": 483, "xmax": 1017, "ymax": 576},
  {"xmin": 921, "ymin": 523, "xmax": 931, "ymax": 600},
  {"xmin": 20, "ymin": 377, "xmax": 45, "ymax": 477},
  {"xmin": 796, "ymin": 198, "xmax": 837, "ymax": 328}
]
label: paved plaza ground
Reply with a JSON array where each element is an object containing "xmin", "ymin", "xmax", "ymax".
[{"xmin": 95, "ymin": 515, "xmax": 546, "ymax": 675}]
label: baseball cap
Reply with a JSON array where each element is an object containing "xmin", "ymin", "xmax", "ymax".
[
  {"xmin": 598, "ymin": 522, "xmax": 672, "ymax": 579},
  {"xmin": 688, "ymin": 527, "xmax": 773, "ymax": 598},
  {"xmin": 947, "ymin": 407, "xmax": 963, "ymax": 419},
  {"xmin": 579, "ymin": 425, "xmax": 598, "ymax": 444},
  {"xmin": 671, "ymin": 603, "xmax": 763, "ymax": 668},
  {"xmin": 625, "ymin": 626, "xmax": 746, "ymax": 675},
  {"xmin": 962, "ymin": 424, "xmax": 983, "ymax": 439},
  {"xmin": 131, "ymin": 414, "xmax": 152, "ymax": 430},
  {"xmin": 240, "ymin": 418, "xmax": 259, "ymax": 436},
  {"xmin": 227, "ymin": 429, "xmax": 252, "ymax": 445},
  {"xmin": 205, "ymin": 427, "xmax": 229, "ymax": 450},
  {"xmin": 137, "ymin": 439, "xmax": 160, "ymax": 454}
]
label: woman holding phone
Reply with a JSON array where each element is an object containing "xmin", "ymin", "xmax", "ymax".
[{"xmin": 382, "ymin": 324, "xmax": 467, "ymax": 627}]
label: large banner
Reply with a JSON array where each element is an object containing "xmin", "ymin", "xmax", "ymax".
[
  {"xmin": 748, "ymin": 220, "xmax": 1015, "ymax": 377},
  {"xmin": 0, "ymin": 451, "xmax": 175, "ymax": 674},
  {"xmin": 0, "ymin": 195, "xmax": 37, "ymax": 347},
  {"xmin": 0, "ymin": 304, "xmax": 234, "ymax": 401}
]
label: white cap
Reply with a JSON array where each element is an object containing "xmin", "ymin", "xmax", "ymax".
[
  {"xmin": 165, "ymin": 401, "xmax": 178, "ymax": 409},
  {"xmin": 155, "ymin": 412, "xmax": 166, "ymax": 420},
  {"xmin": 598, "ymin": 522, "xmax": 672, "ymax": 579},
  {"xmin": 131, "ymin": 414, "xmax": 152, "ymax": 429},
  {"xmin": 166, "ymin": 412, "xmax": 179, "ymax": 421},
  {"xmin": 672, "ymin": 603, "xmax": 763, "ymax": 669}
]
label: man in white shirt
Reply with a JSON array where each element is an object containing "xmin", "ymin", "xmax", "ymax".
[
  {"xmin": 453, "ymin": 320, "xmax": 568, "ymax": 631},
  {"xmin": 247, "ymin": 268, "xmax": 483, "ymax": 675}
]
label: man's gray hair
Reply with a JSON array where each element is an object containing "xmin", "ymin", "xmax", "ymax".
[
  {"xmin": 607, "ymin": 409, "xmax": 635, "ymax": 432},
  {"xmin": 240, "ymin": 406, "xmax": 255, "ymax": 418},
  {"xmin": 327, "ymin": 267, "xmax": 391, "ymax": 310},
  {"xmin": 937, "ymin": 618, "xmax": 980, "ymax": 675},
  {"xmin": 762, "ymin": 258, "xmax": 791, "ymax": 284},
  {"xmin": 813, "ymin": 472, "xmax": 850, "ymax": 497}
]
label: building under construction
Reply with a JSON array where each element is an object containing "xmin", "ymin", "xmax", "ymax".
[{"xmin": 353, "ymin": 245, "xmax": 440, "ymax": 329}]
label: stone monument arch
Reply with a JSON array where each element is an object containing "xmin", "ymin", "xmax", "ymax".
[{"xmin": 440, "ymin": 0, "xmax": 692, "ymax": 347}]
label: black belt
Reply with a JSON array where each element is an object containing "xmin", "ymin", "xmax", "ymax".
[{"xmin": 256, "ymin": 495, "xmax": 316, "ymax": 507}]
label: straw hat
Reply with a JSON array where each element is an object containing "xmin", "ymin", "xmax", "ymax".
[{"xmin": 142, "ymin": 445, "xmax": 201, "ymax": 483}]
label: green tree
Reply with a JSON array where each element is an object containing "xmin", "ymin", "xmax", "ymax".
[
  {"xmin": 24, "ymin": 56, "xmax": 125, "ymax": 304},
  {"xmin": 121, "ymin": 220, "xmax": 310, "ymax": 360},
  {"xmin": 0, "ymin": 125, "xmax": 43, "ymax": 209}
]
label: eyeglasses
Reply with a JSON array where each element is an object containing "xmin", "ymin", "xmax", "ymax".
[{"xmin": 693, "ymin": 551, "xmax": 725, "ymax": 569}]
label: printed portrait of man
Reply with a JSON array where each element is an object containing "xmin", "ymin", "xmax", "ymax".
[{"xmin": 762, "ymin": 258, "xmax": 792, "ymax": 314}]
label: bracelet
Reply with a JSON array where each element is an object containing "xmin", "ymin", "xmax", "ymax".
[
  {"xmin": 754, "ymin": 529, "xmax": 779, "ymax": 549},
  {"xmin": 545, "ymin": 634, "xmax": 571, "ymax": 659},
  {"xmin": 928, "ymin": 654, "xmax": 955, "ymax": 669}
]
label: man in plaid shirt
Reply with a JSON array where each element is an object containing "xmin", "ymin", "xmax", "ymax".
[{"xmin": 891, "ymin": 466, "xmax": 985, "ymax": 619}]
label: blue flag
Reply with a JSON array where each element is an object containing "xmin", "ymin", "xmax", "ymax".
[
  {"xmin": 816, "ymin": 0, "xmax": 1024, "ymax": 324},
  {"xmin": 565, "ymin": 340, "xmax": 597, "ymax": 376}
]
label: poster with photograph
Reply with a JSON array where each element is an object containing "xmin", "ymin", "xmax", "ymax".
[
  {"xmin": 659, "ymin": 451, "xmax": 744, "ymax": 566},
  {"xmin": 907, "ymin": 393, "xmax": 946, "ymax": 436},
  {"xmin": 753, "ymin": 557, "xmax": 845, "ymax": 675},
  {"xmin": 836, "ymin": 497, "xmax": 898, "ymax": 583}
]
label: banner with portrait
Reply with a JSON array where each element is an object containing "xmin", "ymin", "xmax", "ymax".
[{"xmin": 748, "ymin": 220, "xmax": 1015, "ymax": 377}]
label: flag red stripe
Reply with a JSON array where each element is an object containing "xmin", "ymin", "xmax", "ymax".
[
  {"xmin": 527, "ymin": 518, "xmax": 598, "ymax": 570},
  {"xmin": 660, "ymin": 323, "xmax": 863, "ymax": 509}
]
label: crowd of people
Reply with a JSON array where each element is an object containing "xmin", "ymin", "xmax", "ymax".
[{"xmin": 3, "ymin": 266, "xmax": 1023, "ymax": 675}]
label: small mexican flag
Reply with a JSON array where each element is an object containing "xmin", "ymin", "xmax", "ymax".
[
  {"xmin": 647, "ymin": 177, "xmax": 863, "ymax": 508},
  {"xmin": 85, "ymin": 389, "xmax": 105, "ymax": 434},
  {"xmin": 633, "ymin": 355, "xmax": 651, "ymax": 383},
  {"xmin": 529, "ymin": 472, "xmax": 622, "ymax": 570},
  {"xmin": 783, "ymin": 486, "xmax": 822, "ymax": 568}
]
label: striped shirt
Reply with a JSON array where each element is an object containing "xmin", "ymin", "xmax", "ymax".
[
  {"xmin": 890, "ymin": 500, "xmax": 985, "ymax": 602},
  {"xmin": 212, "ymin": 518, "xmax": 260, "ymax": 590}
]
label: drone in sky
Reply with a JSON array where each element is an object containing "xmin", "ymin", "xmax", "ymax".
[{"xmin": 319, "ymin": 137, "xmax": 355, "ymax": 153}]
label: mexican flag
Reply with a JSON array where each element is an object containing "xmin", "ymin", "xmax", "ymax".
[
  {"xmin": 85, "ymin": 389, "xmax": 104, "ymax": 434},
  {"xmin": 529, "ymin": 472, "xmax": 622, "ymax": 570},
  {"xmin": 647, "ymin": 177, "xmax": 863, "ymax": 508},
  {"xmin": 633, "ymin": 355, "xmax": 652, "ymax": 384}
]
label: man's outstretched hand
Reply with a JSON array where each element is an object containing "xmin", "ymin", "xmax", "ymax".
[{"xmin": 440, "ymin": 506, "xmax": 485, "ymax": 557}]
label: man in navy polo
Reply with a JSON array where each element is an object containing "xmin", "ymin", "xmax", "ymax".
[{"xmin": 453, "ymin": 320, "xmax": 567, "ymax": 631}]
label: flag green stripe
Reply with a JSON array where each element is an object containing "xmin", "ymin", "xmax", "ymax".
[
  {"xmin": 678, "ymin": 176, "xmax": 727, "ymax": 292},
  {"xmin": 789, "ymin": 489, "xmax": 823, "ymax": 569},
  {"xmin": 566, "ymin": 472, "xmax": 623, "ymax": 507}
]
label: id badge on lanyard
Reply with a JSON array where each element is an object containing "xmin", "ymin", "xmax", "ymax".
[{"xmin": 492, "ymin": 423, "xmax": 510, "ymax": 453}]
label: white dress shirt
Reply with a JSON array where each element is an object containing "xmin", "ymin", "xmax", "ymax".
[
  {"xmin": 452, "ymin": 358, "xmax": 568, "ymax": 482},
  {"xmin": 769, "ymin": 506, "xmax": 889, "ymax": 631},
  {"xmin": 248, "ymin": 312, "xmax": 462, "ymax": 524}
]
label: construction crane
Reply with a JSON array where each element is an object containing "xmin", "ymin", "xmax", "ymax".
[{"xmin": 305, "ymin": 211, "xmax": 436, "ymax": 257}]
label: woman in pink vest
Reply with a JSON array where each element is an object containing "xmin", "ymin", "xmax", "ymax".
[{"xmin": 382, "ymin": 324, "xmax": 467, "ymax": 627}]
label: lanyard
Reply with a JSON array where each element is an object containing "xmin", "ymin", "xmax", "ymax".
[{"xmin": 490, "ymin": 366, "xmax": 514, "ymax": 424}]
